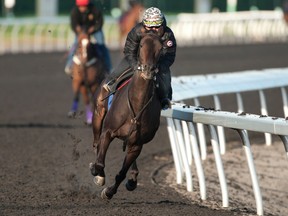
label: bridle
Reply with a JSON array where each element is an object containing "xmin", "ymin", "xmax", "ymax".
[
  {"xmin": 73, "ymin": 37, "xmax": 97, "ymax": 68},
  {"xmin": 136, "ymin": 37, "xmax": 162, "ymax": 80},
  {"xmin": 124, "ymin": 34, "xmax": 163, "ymax": 151},
  {"xmin": 127, "ymin": 35, "xmax": 162, "ymax": 128},
  {"xmin": 137, "ymin": 64, "xmax": 159, "ymax": 80}
]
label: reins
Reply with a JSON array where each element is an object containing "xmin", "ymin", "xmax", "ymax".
[
  {"xmin": 123, "ymin": 68, "xmax": 156, "ymax": 152},
  {"xmin": 101, "ymin": 67, "xmax": 133, "ymax": 101}
]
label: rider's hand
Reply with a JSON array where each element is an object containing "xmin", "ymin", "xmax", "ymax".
[{"xmin": 88, "ymin": 26, "xmax": 95, "ymax": 34}]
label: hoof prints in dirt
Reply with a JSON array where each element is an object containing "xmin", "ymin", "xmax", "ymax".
[{"xmin": 67, "ymin": 132, "xmax": 81, "ymax": 161}]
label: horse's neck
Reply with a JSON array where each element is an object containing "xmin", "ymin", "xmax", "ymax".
[
  {"xmin": 128, "ymin": 74, "xmax": 154, "ymax": 111},
  {"xmin": 77, "ymin": 43, "xmax": 95, "ymax": 61}
]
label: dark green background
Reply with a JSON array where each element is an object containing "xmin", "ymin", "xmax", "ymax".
[{"xmin": 0, "ymin": 0, "xmax": 285, "ymax": 17}]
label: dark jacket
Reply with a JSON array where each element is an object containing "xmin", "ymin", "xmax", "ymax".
[
  {"xmin": 123, "ymin": 20, "xmax": 177, "ymax": 73},
  {"xmin": 70, "ymin": 3, "xmax": 103, "ymax": 34}
]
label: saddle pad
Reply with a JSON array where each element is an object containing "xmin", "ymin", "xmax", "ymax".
[
  {"xmin": 108, "ymin": 94, "xmax": 113, "ymax": 110},
  {"xmin": 107, "ymin": 78, "xmax": 132, "ymax": 110}
]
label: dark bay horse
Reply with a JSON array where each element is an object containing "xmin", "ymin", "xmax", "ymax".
[
  {"xmin": 68, "ymin": 33, "xmax": 108, "ymax": 124},
  {"xmin": 90, "ymin": 33, "xmax": 163, "ymax": 199}
]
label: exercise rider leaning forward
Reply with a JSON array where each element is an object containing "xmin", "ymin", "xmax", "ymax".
[
  {"xmin": 103, "ymin": 7, "xmax": 177, "ymax": 109},
  {"xmin": 65, "ymin": 0, "xmax": 112, "ymax": 74}
]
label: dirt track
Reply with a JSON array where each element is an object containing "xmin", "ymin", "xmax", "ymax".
[{"xmin": 1, "ymin": 43, "xmax": 288, "ymax": 216}]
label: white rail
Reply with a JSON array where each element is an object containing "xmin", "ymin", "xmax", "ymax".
[
  {"xmin": 172, "ymin": 68, "xmax": 288, "ymax": 158},
  {"xmin": 162, "ymin": 68, "xmax": 288, "ymax": 215},
  {"xmin": 172, "ymin": 10, "xmax": 288, "ymax": 46},
  {"xmin": 161, "ymin": 103, "xmax": 288, "ymax": 216},
  {"xmin": 1, "ymin": 11, "xmax": 288, "ymax": 54},
  {"xmin": 0, "ymin": 17, "xmax": 120, "ymax": 54}
]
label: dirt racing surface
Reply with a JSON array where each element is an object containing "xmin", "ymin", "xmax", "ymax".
[{"xmin": 1, "ymin": 43, "xmax": 288, "ymax": 216}]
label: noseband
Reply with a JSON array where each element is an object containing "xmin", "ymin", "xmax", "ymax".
[{"xmin": 137, "ymin": 64, "xmax": 159, "ymax": 80}]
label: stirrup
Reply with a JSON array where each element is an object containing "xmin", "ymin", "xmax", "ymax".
[
  {"xmin": 103, "ymin": 79, "xmax": 116, "ymax": 92},
  {"xmin": 103, "ymin": 83, "xmax": 111, "ymax": 92}
]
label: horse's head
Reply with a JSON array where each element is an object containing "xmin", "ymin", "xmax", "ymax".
[
  {"xmin": 73, "ymin": 33, "xmax": 92, "ymax": 67},
  {"xmin": 136, "ymin": 33, "xmax": 162, "ymax": 80}
]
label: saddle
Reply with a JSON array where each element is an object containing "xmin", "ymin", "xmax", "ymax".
[{"xmin": 105, "ymin": 67, "xmax": 170, "ymax": 110}]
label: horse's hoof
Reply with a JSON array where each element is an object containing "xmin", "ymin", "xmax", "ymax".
[
  {"xmin": 67, "ymin": 111, "xmax": 76, "ymax": 118},
  {"xmin": 125, "ymin": 179, "xmax": 137, "ymax": 191},
  {"xmin": 101, "ymin": 188, "xmax": 112, "ymax": 200},
  {"xmin": 86, "ymin": 110, "xmax": 93, "ymax": 125},
  {"xmin": 89, "ymin": 163, "xmax": 97, "ymax": 176},
  {"xmin": 85, "ymin": 119, "xmax": 92, "ymax": 126},
  {"xmin": 89, "ymin": 162, "xmax": 94, "ymax": 169},
  {"xmin": 93, "ymin": 176, "xmax": 105, "ymax": 186}
]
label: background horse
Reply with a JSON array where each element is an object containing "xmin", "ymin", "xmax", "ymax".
[
  {"xmin": 68, "ymin": 32, "xmax": 108, "ymax": 124},
  {"xmin": 119, "ymin": 1, "xmax": 144, "ymax": 48},
  {"xmin": 90, "ymin": 33, "xmax": 163, "ymax": 200}
]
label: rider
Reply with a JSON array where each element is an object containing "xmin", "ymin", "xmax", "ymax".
[
  {"xmin": 65, "ymin": 0, "xmax": 112, "ymax": 74},
  {"xmin": 103, "ymin": 7, "xmax": 177, "ymax": 109}
]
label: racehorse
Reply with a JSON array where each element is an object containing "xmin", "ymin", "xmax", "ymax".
[
  {"xmin": 89, "ymin": 33, "xmax": 163, "ymax": 200},
  {"xmin": 68, "ymin": 32, "xmax": 108, "ymax": 124}
]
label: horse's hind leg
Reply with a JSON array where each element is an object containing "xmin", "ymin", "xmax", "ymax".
[
  {"xmin": 68, "ymin": 79, "xmax": 81, "ymax": 118},
  {"xmin": 101, "ymin": 144, "xmax": 143, "ymax": 200},
  {"xmin": 79, "ymin": 86, "xmax": 93, "ymax": 124},
  {"xmin": 68, "ymin": 92, "xmax": 80, "ymax": 118},
  {"xmin": 125, "ymin": 161, "xmax": 139, "ymax": 191}
]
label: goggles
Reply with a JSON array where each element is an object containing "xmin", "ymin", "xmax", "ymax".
[{"xmin": 143, "ymin": 19, "xmax": 163, "ymax": 27}]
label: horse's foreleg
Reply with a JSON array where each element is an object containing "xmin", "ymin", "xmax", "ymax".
[
  {"xmin": 79, "ymin": 86, "xmax": 93, "ymax": 124},
  {"xmin": 126, "ymin": 161, "xmax": 139, "ymax": 191},
  {"xmin": 81, "ymin": 85, "xmax": 90, "ymax": 106},
  {"xmin": 68, "ymin": 81, "xmax": 81, "ymax": 117},
  {"xmin": 92, "ymin": 88, "xmax": 108, "ymax": 148},
  {"xmin": 92, "ymin": 104, "xmax": 106, "ymax": 149},
  {"xmin": 101, "ymin": 144, "xmax": 143, "ymax": 200},
  {"xmin": 90, "ymin": 131, "xmax": 113, "ymax": 186}
]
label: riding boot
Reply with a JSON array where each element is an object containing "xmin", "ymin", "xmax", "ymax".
[
  {"xmin": 161, "ymin": 98, "xmax": 171, "ymax": 110},
  {"xmin": 65, "ymin": 55, "xmax": 74, "ymax": 75},
  {"xmin": 65, "ymin": 42, "xmax": 77, "ymax": 75},
  {"xmin": 156, "ymin": 71, "xmax": 172, "ymax": 109},
  {"xmin": 103, "ymin": 58, "xmax": 131, "ymax": 93}
]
